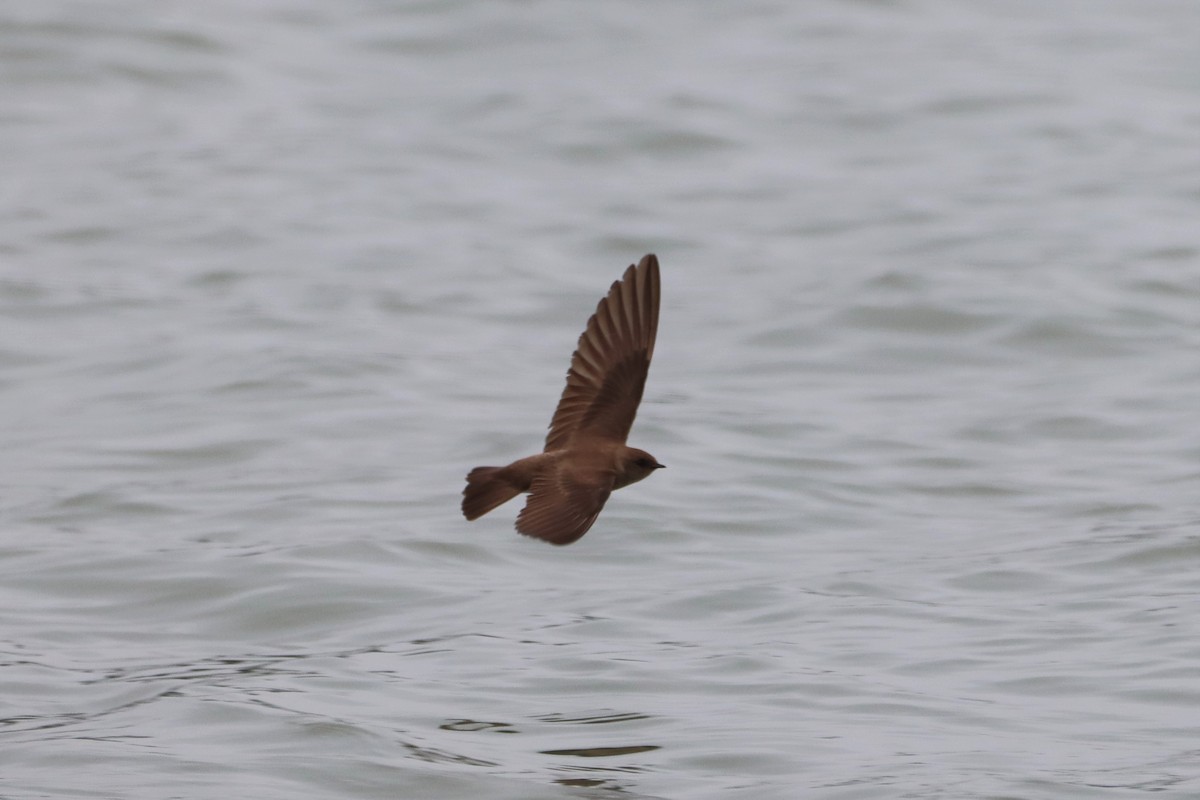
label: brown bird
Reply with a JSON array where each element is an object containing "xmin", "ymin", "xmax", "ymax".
[{"xmin": 462, "ymin": 254, "xmax": 664, "ymax": 545}]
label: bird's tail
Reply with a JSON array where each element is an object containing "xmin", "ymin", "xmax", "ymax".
[{"xmin": 462, "ymin": 466, "xmax": 522, "ymax": 520}]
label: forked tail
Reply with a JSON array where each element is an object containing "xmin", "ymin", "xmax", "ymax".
[{"xmin": 462, "ymin": 466, "xmax": 522, "ymax": 520}]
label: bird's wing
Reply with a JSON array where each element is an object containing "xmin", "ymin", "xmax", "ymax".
[
  {"xmin": 516, "ymin": 468, "xmax": 614, "ymax": 546},
  {"xmin": 544, "ymin": 254, "xmax": 660, "ymax": 452}
]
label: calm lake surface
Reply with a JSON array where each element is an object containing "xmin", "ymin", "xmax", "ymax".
[{"xmin": 3, "ymin": 1, "xmax": 1199, "ymax": 798}]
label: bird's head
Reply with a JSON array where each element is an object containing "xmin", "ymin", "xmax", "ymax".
[{"xmin": 616, "ymin": 447, "xmax": 666, "ymax": 488}]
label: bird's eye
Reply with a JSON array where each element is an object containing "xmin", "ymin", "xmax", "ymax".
[{"xmin": 637, "ymin": 457, "xmax": 652, "ymax": 468}]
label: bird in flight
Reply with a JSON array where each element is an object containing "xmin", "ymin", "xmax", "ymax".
[{"xmin": 462, "ymin": 254, "xmax": 664, "ymax": 545}]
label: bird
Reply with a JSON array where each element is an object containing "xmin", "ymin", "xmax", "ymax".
[{"xmin": 462, "ymin": 254, "xmax": 664, "ymax": 545}]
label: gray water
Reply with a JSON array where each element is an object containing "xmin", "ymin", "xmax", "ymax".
[{"xmin": 3, "ymin": 1, "xmax": 1199, "ymax": 798}]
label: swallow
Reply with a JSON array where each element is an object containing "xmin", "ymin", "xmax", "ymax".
[{"xmin": 462, "ymin": 254, "xmax": 664, "ymax": 545}]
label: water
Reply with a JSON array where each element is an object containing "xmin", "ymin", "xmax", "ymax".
[{"xmin": 3, "ymin": 1, "xmax": 1199, "ymax": 797}]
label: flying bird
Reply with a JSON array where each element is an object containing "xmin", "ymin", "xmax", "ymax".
[{"xmin": 462, "ymin": 254, "xmax": 664, "ymax": 545}]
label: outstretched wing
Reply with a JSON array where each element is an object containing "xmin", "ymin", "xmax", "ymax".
[
  {"xmin": 516, "ymin": 468, "xmax": 614, "ymax": 546},
  {"xmin": 544, "ymin": 254, "xmax": 660, "ymax": 452}
]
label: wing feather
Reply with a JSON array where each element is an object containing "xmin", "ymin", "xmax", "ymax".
[
  {"xmin": 544, "ymin": 254, "xmax": 660, "ymax": 451},
  {"xmin": 516, "ymin": 469, "xmax": 614, "ymax": 546}
]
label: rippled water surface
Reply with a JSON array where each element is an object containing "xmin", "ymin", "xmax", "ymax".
[{"xmin": 3, "ymin": 1, "xmax": 1200, "ymax": 798}]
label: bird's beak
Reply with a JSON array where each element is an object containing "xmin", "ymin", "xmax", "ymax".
[{"xmin": 655, "ymin": 463, "xmax": 666, "ymax": 469}]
